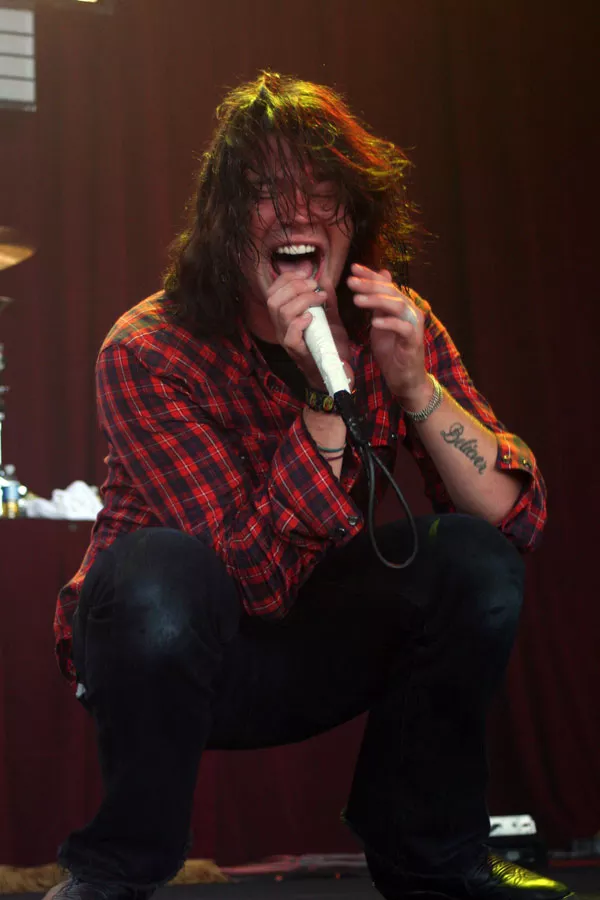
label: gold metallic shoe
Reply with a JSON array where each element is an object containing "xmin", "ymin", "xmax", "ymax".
[
  {"xmin": 372, "ymin": 853, "xmax": 577, "ymax": 900},
  {"xmin": 482, "ymin": 855, "xmax": 576, "ymax": 899}
]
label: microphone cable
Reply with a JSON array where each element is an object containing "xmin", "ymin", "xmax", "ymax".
[{"xmin": 333, "ymin": 389, "xmax": 419, "ymax": 569}]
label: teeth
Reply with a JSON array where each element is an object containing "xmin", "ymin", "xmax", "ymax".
[{"xmin": 274, "ymin": 244, "xmax": 317, "ymax": 255}]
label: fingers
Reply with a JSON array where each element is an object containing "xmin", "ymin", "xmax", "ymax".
[
  {"xmin": 348, "ymin": 268, "xmax": 411, "ymax": 305},
  {"xmin": 266, "ymin": 271, "xmax": 318, "ymax": 300},
  {"xmin": 370, "ymin": 315, "xmax": 418, "ymax": 339},
  {"xmin": 348, "ymin": 264, "xmax": 420, "ymax": 329},
  {"xmin": 349, "ymin": 279, "xmax": 402, "ymax": 302},
  {"xmin": 286, "ymin": 308, "xmax": 318, "ymax": 350},
  {"xmin": 350, "ymin": 262, "xmax": 394, "ymax": 282},
  {"xmin": 348, "ymin": 270, "xmax": 404, "ymax": 296},
  {"xmin": 267, "ymin": 276, "xmax": 322, "ymax": 322},
  {"xmin": 266, "ymin": 274, "xmax": 328, "ymax": 359},
  {"xmin": 350, "ymin": 262, "xmax": 385, "ymax": 281},
  {"xmin": 353, "ymin": 292, "xmax": 420, "ymax": 326}
]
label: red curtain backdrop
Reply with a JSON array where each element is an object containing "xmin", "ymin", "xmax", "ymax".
[{"xmin": 0, "ymin": 0, "xmax": 598, "ymax": 862}]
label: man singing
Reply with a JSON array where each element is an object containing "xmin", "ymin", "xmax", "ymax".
[{"xmin": 50, "ymin": 72, "xmax": 574, "ymax": 900}]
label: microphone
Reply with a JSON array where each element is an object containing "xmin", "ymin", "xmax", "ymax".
[
  {"xmin": 304, "ymin": 287, "xmax": 351, "ymax": 397},
  {"xmin": 304, "ymin": 286, "xmax": 368, "ymax": 448}
]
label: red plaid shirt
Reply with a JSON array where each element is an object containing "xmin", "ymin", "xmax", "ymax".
[{"xmin": 55, "ymin": 290, "xmax": 546, "ymax": 682}]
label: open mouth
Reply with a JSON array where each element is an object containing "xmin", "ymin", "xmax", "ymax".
[{"xmin": 271, "ymin": 243, "xmax": 324, "ymax": 281}]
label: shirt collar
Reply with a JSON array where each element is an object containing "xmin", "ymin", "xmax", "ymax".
[{"xmin": 220, "ymin": 317, "xmax": 263, "ymax": 384}]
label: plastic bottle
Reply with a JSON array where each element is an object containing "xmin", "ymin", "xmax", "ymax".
[{"xmin": 2, "ymin": 463, "xmax": 20, "ymax": 519}]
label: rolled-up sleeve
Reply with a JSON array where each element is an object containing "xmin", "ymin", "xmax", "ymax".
[{"xmin": 403, "ymin": 298, "xmax": 547, "ymax": 551}]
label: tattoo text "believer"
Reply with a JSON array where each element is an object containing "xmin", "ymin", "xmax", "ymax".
[{"xmin": 440, "ymin": 422, "xmax": 487, "ymax": 474}]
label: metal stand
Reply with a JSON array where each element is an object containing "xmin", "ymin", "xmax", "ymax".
[
  {"xmin": 0, "ymin": 240, "xmax": 35, "ymax": 481},
  {"xmin": 0, "ymin": 404, "xmax": 5, "ymax": 473},
  {"xmin": 0, "ymin": 341, "xmax": 6, "ymax": 472}
]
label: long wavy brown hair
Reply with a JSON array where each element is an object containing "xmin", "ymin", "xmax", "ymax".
[{"xmin": 164, "ymin": 71, "xmax": 417, "ymax": 342}]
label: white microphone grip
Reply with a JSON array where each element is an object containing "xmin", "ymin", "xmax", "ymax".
[{"xmin": 304, "ymin": 305, "xmax": 351, "ymax": 396}]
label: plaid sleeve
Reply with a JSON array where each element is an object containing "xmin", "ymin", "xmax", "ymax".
[
  {"xmin": 96, "ymin": 342, "xmax": 363, "ymax": 619},
  {"xmin": 403, "ymin": 297, "xmax": 547, "ymax": 551}
]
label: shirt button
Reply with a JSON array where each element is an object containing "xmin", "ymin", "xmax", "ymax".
[
  {"xmin": 348, "ymin": 516, "xmax": 359, "ymax": 527},
  {"xmin": 334, "ymin": 526, "xmax": 347, "ymax": 538},
  {"xmin": 521, "ymin": 458, "xmax": 532, "ymax": 468},
  {"xmin": 390, "ymin": 432, "xmax": 398, "ymax": 441},
  {"xmin": 502, "ymin": 453, "xmax": 511, "ymax": 461}
]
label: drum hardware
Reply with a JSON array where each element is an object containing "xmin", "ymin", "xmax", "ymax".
[{"xmin": 0, "ymin": 227, "xmax": 36, "ymax": 508}]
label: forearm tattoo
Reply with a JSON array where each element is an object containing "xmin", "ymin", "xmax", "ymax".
[{"xmin": 440, "ymin": 422, "xmax": 487, "ymax": 474}]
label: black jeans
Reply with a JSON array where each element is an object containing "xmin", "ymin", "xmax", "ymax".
[{"xmin": 58, "ymin": 514, "xmax": 525, "ymax": 889}]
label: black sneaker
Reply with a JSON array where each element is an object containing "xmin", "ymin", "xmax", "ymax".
[
  {"xmin": 372, "ymin": 853, "xmax": 577, "ymax": 900},
  {"xmin": 43, "ymin": 876, "xmax": 155, "ymax": 900}
]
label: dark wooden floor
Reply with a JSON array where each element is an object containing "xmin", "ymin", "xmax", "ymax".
[
  {"xmin": 8, "ymin": 865, "xmax": 600, "ymax": 900},
  {"xmin": 157, "ymin": 866, "xmax": 599, "ymax": 900}
]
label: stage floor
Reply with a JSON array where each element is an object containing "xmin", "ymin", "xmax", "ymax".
[{"xmin": 7, "ymin": 866, "xmax": 600, "ymax": 900}]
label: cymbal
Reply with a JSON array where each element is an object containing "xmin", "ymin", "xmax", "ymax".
[{"xmin": 0, "ymin": 227, "xmax": 36, "ymax": 271}]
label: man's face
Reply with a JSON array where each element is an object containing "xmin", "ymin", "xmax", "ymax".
[{"xmin": 243, "ymin": 145, "xmax": 353, "ymax": 306}]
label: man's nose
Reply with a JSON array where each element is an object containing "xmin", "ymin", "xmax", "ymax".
[{"xmin": 287, "ymin": 187, "xmax": 313, "ymax": 223}]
